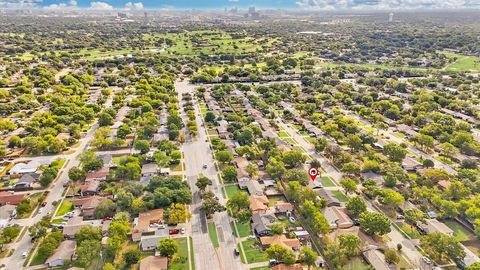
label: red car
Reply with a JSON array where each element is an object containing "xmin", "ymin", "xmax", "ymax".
[{"xmin": 169, "ymin": 229, "xmax": 179, "ymax": 235}]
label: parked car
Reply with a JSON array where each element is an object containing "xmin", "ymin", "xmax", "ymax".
[
  {"xmin": 203, "ymin": 164, "xmax": 208, "ymax": 169},
  {"xmin": 22, "ymin": 251, "xmax": 28, "ymax": 258},
  {"xmin": 269, "ymin": 259, "xmax": 278, "ymax": 266},
  {"xmin": 233, "ymin": 248, "xmax": 240, "ymax": 256},
  {"xmin": 180, "ymin": 227, "xmax": 185, "ymax": 234},
  {"xmin": 396, "ymin": 214, "xmax": 404, "ymax": 220},
  {"xmin": 247, "ymin": 235, "xmax": 256, "ymax": 240},
  {"xmin": 169, "ymin": 229, "xmax": 179, "ymax": 235},
  {"xmin": 289, "ymin": 216, "xmax": 296, "ymax": 223},
  {"xmin": 41, "ymin": 201, "xmax": 47, "ymax": 207}
]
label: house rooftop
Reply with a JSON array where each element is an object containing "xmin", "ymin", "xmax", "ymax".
[
  {"xmin": 249, "ymin": 195, "xmax": 269, "ymax": 212},
  {"xmin": 260, "ymin": 234, "xmax": 301, "ymax": 250},
  {"xmin": 46, "ymin": 240, "xmax": 76, "ymax": 265}
]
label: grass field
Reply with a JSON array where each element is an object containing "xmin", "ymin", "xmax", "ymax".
[
  {"xmin": 170, "ymin": 237, "xmax": 191, "ymax": 270},
  {"xmin": 238, "ymin": 240, "xmax": 267, "ymax": 264},
  {"xmin": 224, "ymin": 184, "xmax": 247, "ymax": 198},
  {"xmin": 55, "ymin": 199, "xmax": 73, "ymax": 217},
  {"xmin": 208, "ymin": 222, "xmax": 219, "ymax": 248},
  {"xmin": 232, "ymin": 222, "xmax": 252, "ymax": 238},
  {"xmin": 444, "ymin": 220, "xmax": 474, "ymax": 242},
  {"xmin": 443, "ymin": 51, "xmax": 480, "ymax": 72},
  {"xmin": 320, "ymin": 176, "xmax": 336, "ymax": 187},
  {"xmin": 278, "ymin": 131, "xmax": 289, "ymax": 137},
  {"xmin": 331, "ymin": 190, "xmax": 349, "ymax": 202}
]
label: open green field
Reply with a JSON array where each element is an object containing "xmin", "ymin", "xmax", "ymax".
[
  {"xmin": 145, "ymin": 30, "xmax": 268, "ymax": 56},
  {"xmin": 55, "ymin": 199, "xmax": 73, "ymax": 217},
  {"xmin": 321, "ymin": 176, "xmax": 336, "ymax": 187},
  {"xmin": 443, "ymin": 51, "xmax": 480, "ymax": 72},
  {"xmin": 224, "ymin": 184, "xmax": 247, "ymax": 198},
  {"xmin": 331, "ymin": 190, "xmax": 349, "ymax": 202},
  {"xmin": 232, "ymin": 222, "xmax": 252, "ymax": 238},
  {"xmin": 444, "ymin": 220, "xmax": 474, "ymax": 242},
  {"xmin": 238, "ymin": 240, "xmax": 267, "ymax": 264},
  {"xmin": 170, "ymin": 237, "xmax": 192, "ymax": 270},
  {"xmin": 208, "ymin": 222, "xmax": 219, "ymax": 248}
]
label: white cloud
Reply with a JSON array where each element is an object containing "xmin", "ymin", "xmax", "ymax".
[
  {"xmin": 0, "ymin": 0, "xmax": 42, "ymax": 8},
  {"xmin": 124, "ymin": 1, "xmax": 144, "ymax": 10},
  {"xmin": 89, "ymin": 1, "xmax": 113, "ymax": 10},
  {"xmin": 69, "ymin": 0, "xmax": 77, "ymax": 6},
  {"xmin": 43, "ymin": 0, "xmax": 77, "ymax": 9},
  {"xmin": 296, "ymin": 0, "xmax": 477, "ymax": 9},
  {"xmin": 228, "ymin": 0, "xmax": 239, "ymax": 2}
]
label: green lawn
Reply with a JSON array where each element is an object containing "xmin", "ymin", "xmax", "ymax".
[
  {"xmin": 55, "ymin": 199, "xmax": 73, "ymax": 217},
  {"xmin": 331, "ymin": 190, "xmax": 348, "ymax": 202},
  {"xmin": 444, "ymin": 220, "xmax": 474, "ymax": 242},
  {"xmin": 443, "ymin": 51, "xmax": 480, "ymax": 72},
  {"xmin": 320, "ymin": 176, "xmax": 336, "ymax": 187},
  {"xmin": 224, "ymin": 185, "xmax": 247, "ymax": 198},
  {"xmin": 397, "ymin": 222, "xmax": 421, "ymax": 239},
  {"xmin": 344, "ymin": 258, "xmax": 374, "ymax": 270},
  {"xmin": 238, "ymin": 240, "xmax": 267, "ymax": 264},
  {"xmin": 232, "ymin": 222, "xmax": 252, "ymax": 238},
  {"xmin": 170, "ymin": 162, "xmax": 183, "ymax": 172},
  {"xmin": 278, "ymin": 131, "xmax": 289, "ymax": 138},
  {"xmin": 250, "ymin": 267, "xmax": 270, "ymax": 270},
  {"xmin": 208, "ymin": 222, "xmax": 219, "ymax": 248},
  {"xmin": 170, "ymin": 237, "xmax": 191, "ymax": 270},
  {"xmin": 283, "ymin": 138, "xmax": 296, "ymax": 145}
]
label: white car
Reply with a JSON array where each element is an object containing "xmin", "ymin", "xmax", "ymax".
[
  {"xmin": 289, "ymin": 216, "xmax": 296, "ymax": 223},
  {"xmin": 180, "ymin": 228, "xmax": 186, "ymax": 234}
]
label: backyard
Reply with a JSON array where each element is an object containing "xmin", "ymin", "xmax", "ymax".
[{"xmin": 238, "ymin": 239, "xmax": 267, "ymax": 264}]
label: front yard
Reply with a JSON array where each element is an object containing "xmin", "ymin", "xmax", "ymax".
[{"xmin": 238, "ymin": 240, "xmax": 267, "ymax": 264}]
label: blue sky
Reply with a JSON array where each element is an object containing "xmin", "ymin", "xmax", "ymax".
[{"xmin": 1, "ymin": 0, "xmax": 479, "ymax": 10}]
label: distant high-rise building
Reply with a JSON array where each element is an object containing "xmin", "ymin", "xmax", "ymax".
[
  {"xmin": 118, "ymin": 12, "xmax": 128, "ymax": 19},
  {"xmin": 248, "ymin": 6, "xmax": 256, "ymax": 14},
  {"xmin": 389, "ymin": 12, "xmax": 394, "ymax": 22},
  {"xmin": 144, "ymin": 11, "xmax": 147, "ymax": 19}
]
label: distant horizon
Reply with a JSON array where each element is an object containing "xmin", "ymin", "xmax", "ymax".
[{"xmin": 1, "ymin": 0, "xmax": 480, "ymax": 11}]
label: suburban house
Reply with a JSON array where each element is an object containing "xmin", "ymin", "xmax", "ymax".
[
  {"xmin": 401, "ymin": 156, "xmax": 422, "ymax": 172},
  {"xmin": 396, "ymin": 124, "xmax": 419, "ymax": 139},
  {"xmin": 63, "ymin": 217, "xmax": 111, "ymax": 238},
  {"xmin": 141, "ymin": 163, "xmax": 159, "ymax": 178},
  {"xmin": 132, "ymin": 209, "xmax": 164, "ymax": 241},
  {"xmin": 139, "ymin": 256, "xmax": 168, "ymax": 270},
  {"xmin": 85, "ymin": 167, "xmax": 109, "ymax": 181},
  {"xmin": 416, "ymin": 219, "xmax": 454, "ymax": 236},
  {"xmin": 80, "ymin": 179, "xmax": 100, "ymax": 196},
  {"xmin": 14, "ymin": 173, "xmax": 39, "ymax": 189},
  {"xmin": 45, "ymin": 240, "xmax": 76, "ymax": 267},
  {"xmin": 249, "ymin": 195, "xmax": 269, "ymax": 214},
  {"xmin": 234, "ymin": 156, "xmax": 249, "ymax": 178},
  {"xmin": 140, "ymin": 229, "xmax": 169, "ymax": 251},
  {"xmin": 8, "ymin": 162, "xmax": 39, "ymax": 175},
  {"xmin": 322, "ymin": 207, "xmax": 353, "ymax": 229},
  {"xmin": 259, "ymin": 234, "xmax": 301, "ymax": 251},
  {"xmin": 271, "ymin": 264, "xmax": 303, "ymax": 270},
  {"xmin": 274, "ymin": 202, "xmax": 294, "ymax": 215},
  {"xmin": 97, "ymin": 154, "xmax": 115, "ymax": 168},
  {"xmin": 0, "ymin": 191, "xmax": 25, "ymax": 206},
  {"xmin": 0, "ymin": 204, "xmax": 16, "ymax": 228},
  {"xmin": 313, "ymin": 188, "xmax": 341, "ymax": 207},
  {"xmin": 74, "ymin": 196, "xmax": 103, "ymax": 218},
  {"xmin": 362, "ymin": 248, "xmax": 390, "ymax": 270},
  {"xmin": 238, "ymin": 179, "xmax": 264, "ymax": 196},
  {"xmin": 251, "ymin": 213, "xmax": 276, "ymax": 236},
  {"xmin": 360, "ymin": 172, "xmax": 385, "ymax": 186}
]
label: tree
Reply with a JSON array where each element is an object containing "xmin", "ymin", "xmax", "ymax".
[
  {"xmin": 39, "ymin": 167, "xmax": 58, "ymax": 187},
  {"xmin": 98, "ymin": 112, "xmax": 114, "ymax": 126},
  {"xmin": 299, "ymin": 247, "xmax": 317, "ymax": 270},
  {"xmin": 134, "ymin": 139, "xmax": 150, "ymax": 154},
  {"xmin": 77, "ymin": 239, "xmax": 101, "ymax": 266},
  {"xmin": 265, "ymin": 244, "xmax": 296, "ymax": 265},
  {"xmin": 0, "ymin": 226, "xmax": 20, "ymax": 243},
  {"xmin": 423, "ymin": 159, "xmax": 435, "ymax": 168},
  {"xmin": 283, "ymin": 169, "xmax": 309, "ymax": 185},
  {"xmin": 380, "ymin": 189, "xmax": 404, "ymax": 209},
  {"xmin": 345, "ymin": 134, "xmax": 362, "ymax": 152},
  {"xmin": 339, "ymin": 233, "xmax": 360, "ymax": 256},
  {"xmin": 283, "ymin": 149, "xmax": 307, "ymax": 168},
  {"xmin": 383, "ymin": 142, "xmax": 407, "ymax": 163},
  {"xmin": 467, "ymin": 262, "xmax": 480, "ymax": 270},
  {"xmin": 384, "ymin": 249, "xmax": 400, "ymax": 264},
  {"xmin": 200, "ymin": 191, "xmax": 225, "ymax": 218},
  {"xmin": 420, "ymin": 232, "xmax": 465, "ymax": 263},
  {"xmin": 313, "ymin": 138, "xmax": 327, "ymax": 152},
  {"xmin": 266, "ymin": 157, "xmax": 286, "ymax": 180},
  {"xmin": 80, "ymin": 150, "xmax": 104, "ymax": 171},
  {"xmin": 226, "ymin": 192, "xmax": 251, "ymax": 222},
  {"xmin": 301, "ymin": 201, "xmax": 330, "ymax": 235},
  {"xmin": 440, "ymin": 142, "xmax": 457, "ymax": 157},
  {"xmin": 196, "ymin": 175, "xmax": 212, "ymax": 192},
  {"xmin": 222, "ymin": 166, "xmax": 237, "ymax": 182},
  {"xmin": 159, "ymin": 238, "xmax": 178, "ymax": 257},
  {"xmin": 75, "ymin": 226, "xmax": 102, "ymax": 244},
  {"xmin": 165, "ymin": 203, "xmax": 192, "ymax": 225},
  {"xmin": 404, "ymin": 208, "xmax": 426, "ymax": 225},
  {"xmin": 215, "ymin": 150, "xmax": 234, "ymax": 163},
  {"xmin": 359, "ymin": 211, "xmax": 391, "ymax": 236},
  {"xmin": 245, "ymin": 163, "xmax": 259, "ymax": 178},
  {"xmin": 205, "ymin": 111, "xmax": 216, "ymax": 123},
  {"xmin": 117, "ymin": 124, "xmax": 131, "ymax": 139},
  {"xmin": 324, "ymin": 243, "xmax": 347, "ymax": 269},
  {"xmin": 68, "ymin": 167, "xmax": 86, "ymax": 182},
  {"xmin": 346, "ymin": 196, "xmax": 367, "ymax": 218},
  {"xmin": 103, "ymin": 263, "xmax": 115, "ymax": 270},
  {"xmin": 270, "ymin": 222, "xmax": 285, "ymax": 235},
  {"xmin": 123, "ymin": 247, "xmax": 141, "ymax": 266},
  {"xmin": 94, "ymin": 199, "xmax": 116, "ymax": 219},
  {"xmin": 340, "ymin": 178, "xmax": 357, "ymax": 194},
  {"xmin": 16, "ymin": 199, "xmax": 31, "ymax": 216}
]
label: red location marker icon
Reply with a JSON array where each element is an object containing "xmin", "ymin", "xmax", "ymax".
[{"xmin": 308, "ymin": 167, "xmax": 319, "ymax": 181}]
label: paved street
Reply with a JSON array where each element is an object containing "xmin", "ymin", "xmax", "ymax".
[{"xmin": 176, "ymin": 80, "xmax": 243, "ymax": 270}]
